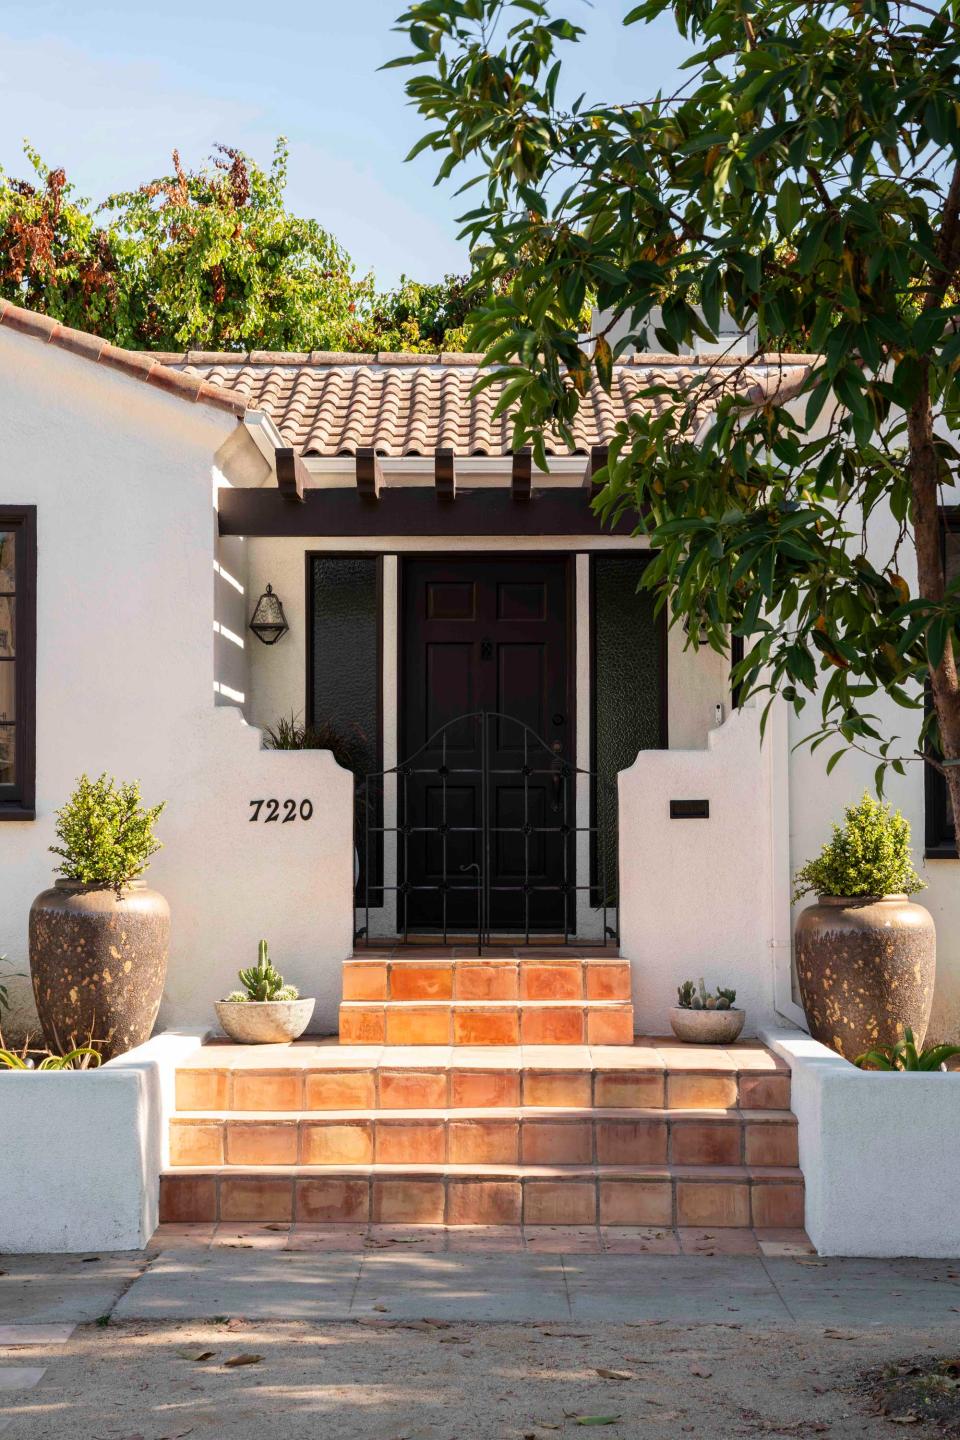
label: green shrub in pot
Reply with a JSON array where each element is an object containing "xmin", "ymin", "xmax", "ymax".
[
  {"xmin": 29, "ymin": 774, "xmax": 170, "ymax": 1062},
  {"xmin": 794, "ymin": 794, "xmax": 935, "ymax": 1060}
]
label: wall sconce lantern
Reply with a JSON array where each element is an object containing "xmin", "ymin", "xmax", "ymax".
[
  {"xmin": 683, "ymin": 609, "xmax": 710, "ymax": 645},
  {"xmin": 249, "ymin": 584, "xmax": 289, "ymax": 646}
]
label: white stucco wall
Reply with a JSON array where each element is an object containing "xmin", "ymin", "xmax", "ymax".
[
  {"xmin": 619, "ymin": 704, "xmax": 790, "ymax": 1033},
  {"xmin": 0, "ymin": 331, "xmax": 353, "ymax": 1040},
  {"xmin": 765, "ymin": 1027, "xmax": 960, "ymax": 1257},
  {"xmin": 0, "ymin": 1028, "xmax": 204, "ymax": 1252}
]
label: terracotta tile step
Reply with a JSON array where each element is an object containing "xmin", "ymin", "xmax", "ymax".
[
  {"xmin": 169, "ymin": 1107, "xmax": 799, "ymax": 1169},
  {"xmin": 339, "ymin": 999, "xmax": 634, "ymax": 1046},
  {"xmin": 160, "ymin": 1162, "xmax": 805, "ymax": 1228},
  {"xmin": 342, "ymin": 956, "xmax": 632, "ymax": 1003},
  {"xmin": 175, "ymin": 1044, "xmax": 792, "ymax": 1114}
]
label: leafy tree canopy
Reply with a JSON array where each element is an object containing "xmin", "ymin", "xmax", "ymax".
[
  {"xmin": 392, "ymin": 0, "xmax": 960, "ymax": 831},
  {"xmin": 0, "ymin": 138, "xmax": 483, "ymax": 353}
]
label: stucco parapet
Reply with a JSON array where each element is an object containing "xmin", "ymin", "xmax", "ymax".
[
  {"xmin": 0, "ymin": 301, "xmax": 58, "ymax": 341},
  {"xmin": 99, "ymin": 345, "xmax": 157, "ymax": 379},
  {"xmin": 0, "ymin": 298, "xmax": 248, "ymax": 423}
]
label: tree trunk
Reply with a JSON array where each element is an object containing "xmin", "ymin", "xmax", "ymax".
[{"xmin": 909, "ymin": 388, "xmax": 960, "ymax": 850}]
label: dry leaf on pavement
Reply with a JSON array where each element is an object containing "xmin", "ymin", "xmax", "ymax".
[{"xmin": 223, "ymin": 1353, "xmax": 263, "ymax": 1368}]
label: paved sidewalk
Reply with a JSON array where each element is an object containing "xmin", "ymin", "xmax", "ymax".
[
  {"xmin": 2, "ymin": 1245, "xmax": 959, "ymax": 1327},
  {"xmin": 3, "ymin": 1248, "xmax": 960, "ymax": 1438}
]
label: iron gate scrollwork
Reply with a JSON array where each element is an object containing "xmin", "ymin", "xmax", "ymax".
[{"xmin": 356, "ymin": 710, "xmax": 618, "ymax": 952}]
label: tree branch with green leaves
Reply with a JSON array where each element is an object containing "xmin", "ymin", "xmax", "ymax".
[{"xmin": 391, "ymin": 0, "xmax": 960, "ymax": 834}]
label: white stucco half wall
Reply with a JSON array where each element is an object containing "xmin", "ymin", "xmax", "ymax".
[
  {"xmin": 764, "ymin": 1027, "xmax": 960, "ymax": 1257},
  {"xmin": 619, "ymin": 705, "xmax": 787, "ymax": 1034},
  {"xmin": 153, "ymin": 707, "xmax": 354, "ymax": 1034},
  {"xmin": 0, "ymin": 1029, "xmax": 204, "ymax": 1253}
]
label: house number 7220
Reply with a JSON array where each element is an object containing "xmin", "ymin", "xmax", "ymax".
[{"xmin": 249, "ymin": 799, "xmax": 314, "ymax": 823}]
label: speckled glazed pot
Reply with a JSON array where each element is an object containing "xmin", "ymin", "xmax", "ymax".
[
  {"xmin": 668, "ymin": 1006, "xmax": 745, "ymax": 1045},
  {"xmin": 214, "ymin": 998, "xmax": 315, "ymax": 1044},
  {"xmin": 795, "ymin": 894, "xmax": 935, "ymax": 1060},
  {"xmin": 29, "ymin": 879, "xmax": 169, "ymax": 1061}
]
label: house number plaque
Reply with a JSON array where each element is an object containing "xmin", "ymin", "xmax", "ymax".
[{"xmin": 249, "ymin": 799, "xmax": 314, "ymax": 823}]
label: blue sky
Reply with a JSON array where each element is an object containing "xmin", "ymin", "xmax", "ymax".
[{"xmin": 0, "ymin": 1, "xmax": 690, "ymax": 290}]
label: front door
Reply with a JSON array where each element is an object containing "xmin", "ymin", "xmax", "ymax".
[{"xmin": 401, "ymin": 556, "xmax": 572, "ymax": 934}]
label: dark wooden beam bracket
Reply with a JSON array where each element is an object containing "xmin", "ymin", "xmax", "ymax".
[
  {"xmin": 582, "ymin": 444, "xmax": 609, "ymax": 505},
  {"xmin": 275, "ymin": 447, "xmax": 308, "ymax": 502},
  {"xmin": 356, "ymin": 447, "xmax": 383, "ymax": 501},
  {"xmin": 511, "ymin": 447, "xmax": 532, "ymax": 501},
  {"xmin": 435, "ymin": 446, "xmax": 456, "ymax": 500}
]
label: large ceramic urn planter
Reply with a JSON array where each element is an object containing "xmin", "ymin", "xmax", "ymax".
[
  {"xmin": 795, "ymin": 894, "xmax": 935, "ymax": 1060},
  {"xmin": 29, "ymin": 880, "xmax": 170, "ymax": 1061}
]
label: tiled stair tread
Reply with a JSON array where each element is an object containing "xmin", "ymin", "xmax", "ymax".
[
  {"xmin": 340, "ymin": 1000, "xmax": 633, "ymax": 1010},
  {"xmin": 345, "ymin": 956, "xmax": 625, "ymax": 966},
  {"xmin": 171, "ymin": 1106, "xmax": 797, "ymax": 1124},
  {"xmin": 179, "ymin": 1041, "xmax": 788, "ymax": 1073},
  {"xmin": 164, "ymin": 1162, "xmax": 803, "ymax": 1181}
]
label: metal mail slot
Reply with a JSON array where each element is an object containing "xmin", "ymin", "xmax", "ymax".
[{"xmin": 670, "ymin": 799, "xmax": 710, "ymax": 819}]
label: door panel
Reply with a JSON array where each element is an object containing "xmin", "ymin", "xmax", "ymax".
[{"xmin": 402, "ymin": 556, "xmax": 571, "ymax": 933}]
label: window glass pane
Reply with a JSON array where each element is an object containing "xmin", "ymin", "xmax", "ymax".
[
  {"xmin": 944, "ymin": 530, "xmax": 959, "ymax": 834},
  {"xmin": 0, "ymin": 531, "xmax": 14, "ymax": 593},
  {"xmin": 0, "ymin": 726, "xmax": 13, "ymax": 785},
  {"xmin": 311, "ymin": 556, "xmax": 380, "ymax": 901},
  {"xmin": 946, "ymin": 529, "xmax": 960, "ymax": 588},
  {"xmin": 310, "ymin": 557, "xmax": 379, "ymax": 777},
  {"xmin": 0, "ymin": 596, "xmax": 13, "ymax": 658},
  {"xmin": 592, "ymin": 556, "xmax": 665, "ymax": 899},
  {"xmin": 0, "ymin": 661, "xmax": 14, "ymax": 723}
]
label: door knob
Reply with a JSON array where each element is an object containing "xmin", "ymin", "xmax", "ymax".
[{"xmin": 480, "ymin": 637, "xmax": 493, "ymax": 660}]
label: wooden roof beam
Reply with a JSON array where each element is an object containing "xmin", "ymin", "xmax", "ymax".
[
  {"xmin": 582, "ymin": 445, "xmax": 609, "ymax": 504},
  {"xmin": 356, "ymin": 447, "xmax": 383, "ymax": 501},
  {"xmin": 511, "ymin": 447, "xmax": 532, "ymax": 501},
  {"xmin": 275, "ymin": 447, "xmax": 308, "ymax": 502},
  {"xmin": 434, "ymin": 446, "xmax": 456, "ymax": 500}
]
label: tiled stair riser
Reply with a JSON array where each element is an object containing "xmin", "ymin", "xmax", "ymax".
[
  {"xmin": 169, "ymin": 1110, "xmax": 800, "ymax": 1169},
  {"xmin": 175, "ymin": 1065, "xmax": 792, "ymax": 1114},
  {"xmin": 342, "ymin": 958, "xmax": 633, "ymax": 1003},
  {"xmin": 159, "ymin": 1169, "xmax": 805, "ymax": 1229},
  {"xmin": 338, "ymin": 1002, "xmax": 635, "ymax": 1047}
]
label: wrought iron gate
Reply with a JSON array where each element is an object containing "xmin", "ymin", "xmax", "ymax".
[{"xmin": 355, "ymin": 710, "xmax": 618, "ymax": 952}]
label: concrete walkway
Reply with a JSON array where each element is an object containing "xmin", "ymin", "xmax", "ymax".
[{"xmin": 2, "ymin": 1247, "xmax": 959, "ymax": 1328}]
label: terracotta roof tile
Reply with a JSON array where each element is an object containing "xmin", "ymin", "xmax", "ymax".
[
  {"xmin": 0, "ymin": 298, "xmax": 815, "ymax": 458},
  {"xmin": 177, "ymin": 352, "xmax": 812, "ymax": 457}
]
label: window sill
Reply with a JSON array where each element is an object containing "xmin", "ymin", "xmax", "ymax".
[
  {"xmin": 924, "ymin": 845, "xmax": 958, "ymax": 860},
  {"xmin": 0, "ymin": 805, "xmax": 36, "ymax": 822}
]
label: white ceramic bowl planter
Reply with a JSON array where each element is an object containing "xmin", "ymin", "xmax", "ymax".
[
  {"xmin": 668, "ymin": 1006, "xmax": 745, "ymax": 1045},
  {"xmin": 215, "ymin": 996, "xmax": 315, "ymax": 1044}
]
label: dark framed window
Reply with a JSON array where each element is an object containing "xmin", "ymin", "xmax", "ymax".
[
  {"xmin": 590, "ymin": 553, "xmax": 667, "ymax": 900},
  {"xmin": 925, "ymin": 511, "xmax": 960, "ymax": 858},
  {"xmin": 306, "ymin": 554, "xmax": 382, "ymax": 897},
  {"xmin": 0, "ymin": 507, "xmax": 37, "ymax": 820}
]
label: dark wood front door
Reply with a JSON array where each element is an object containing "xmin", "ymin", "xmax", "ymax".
[{"xmin": 401, "ymin": 556, "xmax": 572, "ymax": 934}]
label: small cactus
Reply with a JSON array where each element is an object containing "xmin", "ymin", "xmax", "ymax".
[
  {"xmin": 676, "ymin": 978, "xmax": 738, "ymax": 1011},
  {"xmin": 228, "ymin": 939, "xmax": 300, "ymax": 1003},
  {"xmin": 677, "ymin": 980, "xmax": 697, "ymax": 1008}
]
